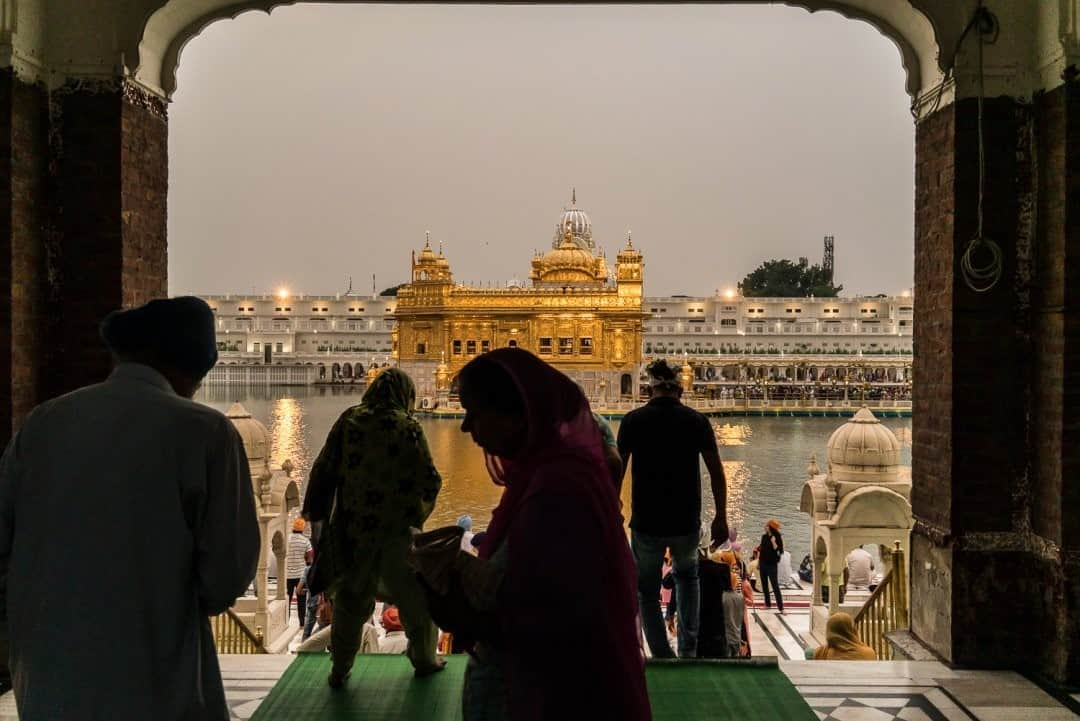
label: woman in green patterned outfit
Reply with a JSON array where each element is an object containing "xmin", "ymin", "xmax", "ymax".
[{"xmin": 302, "ymin": 368, "xmax": 444, "ymax": 687}]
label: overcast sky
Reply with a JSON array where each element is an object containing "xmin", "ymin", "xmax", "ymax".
[{"xmin": 168, "ymin": 4, "xmax": 915, "ymax": 298}]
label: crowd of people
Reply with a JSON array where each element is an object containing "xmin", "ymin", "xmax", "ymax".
[{"xmin": 0, "ymin": 297, "xmax": 877, "ymax": 721}]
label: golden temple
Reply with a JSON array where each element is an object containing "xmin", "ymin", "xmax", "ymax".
[{"xmin": 393, "ymin": 195, "xmax": 645, "ymax": 400}]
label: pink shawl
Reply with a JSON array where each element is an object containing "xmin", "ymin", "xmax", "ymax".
[{"xmin": 471, "ymin": 349, "xmax": 651, "ymax": 721}]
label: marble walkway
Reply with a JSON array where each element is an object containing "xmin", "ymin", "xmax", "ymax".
[{"xmin": 0, "ymin": 608, "xmax": 1073, "ymax": 721}]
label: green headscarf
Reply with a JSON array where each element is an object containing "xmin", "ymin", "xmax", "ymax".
[{"xmin": 359, "ymin": 367, "xmax": 416, "ymax": 414}]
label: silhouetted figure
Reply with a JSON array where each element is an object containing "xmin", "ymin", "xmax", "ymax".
[
  {"xmin": 0, "ymin": 297, "xmax": 260, "ymax": 720},
  {"xmin": 303, "ymin": 368, "xmax": 444, "ymax": 689},
  {"xmin": 759, "ymin": 519, "xmax": 785, "ymax": 613},
  {"xmin": 618, "ymin": 359, "xmax": 729, "ymax": 658},
  {"xmin": 447, "ymin": 348, "xmax": 651, "ymax": 721}
]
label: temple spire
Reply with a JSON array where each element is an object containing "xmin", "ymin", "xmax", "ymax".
[
  {"xmin": 424, "ymin": 230, "xmax": 431, "ymax": 248},
  {"xmin": 571, "ymin": 187, "xmax": 576, "ymax": 207}
]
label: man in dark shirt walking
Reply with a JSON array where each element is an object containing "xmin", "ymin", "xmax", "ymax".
[{"xmin": 618, "ymin": 359, "xmax": 728, "ymax": 658}]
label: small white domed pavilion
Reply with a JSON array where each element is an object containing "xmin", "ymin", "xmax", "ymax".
[
  {"xmin": 226, "ymin": 402, "xmax": 302, "ymax": 650},
  {"xmin": 800, "ymin": 407, "xmax": 913, "ymax": 637}
]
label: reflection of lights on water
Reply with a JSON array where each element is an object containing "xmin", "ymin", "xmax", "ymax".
[
  {"xmin": 717, "ymin": 460, "xmax": 750, "ymax": 534},
  {"xmin": 714, "ymin": 422, "xmax": 752, "ymax": 446},
  {"xmin": 271, "ymin": 398, "xmax": 308, "ymax": 479}
]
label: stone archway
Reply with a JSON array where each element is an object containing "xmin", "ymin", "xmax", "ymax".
[{"xmin": 2, "ymin": 0, "xmax": 1078, "ymax": 685}]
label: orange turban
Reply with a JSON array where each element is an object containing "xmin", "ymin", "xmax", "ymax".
[
  {"xmin": 767, "ymin": 519, "xmax": 781, "ymax": 532},
  {"xmin": 292, "ymin": 517, "xmax": 306, "ymax": 532},
  {"xmin": 381, "ymin": 606, "xmax": 403, "ymax": 632}
]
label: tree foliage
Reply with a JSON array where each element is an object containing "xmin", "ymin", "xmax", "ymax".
[
  {"xmin": 379, "ymin": 283, "xmax": 407, "ymax": 297},
  {"xmin": 738, "ymin": 259, "xmax": 842, "ymax": 297}
]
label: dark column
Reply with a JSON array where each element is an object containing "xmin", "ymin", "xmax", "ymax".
[
  {"xmin": 911, "ymin": 89, "xmax": 1078, "ymax": 684},
  {"xmin": 43, "ymin": 81, "xmax": 168, "ymax": 402},
  {"xmin": 0, "ymin": 70, "xmax": 49, "ymax": 441},
  {"xmin": 1033, "ymin": 77, "xmax": 1080, "ymax": 684}
]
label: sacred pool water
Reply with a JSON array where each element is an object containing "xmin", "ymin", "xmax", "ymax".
[{"xmin": 198, "ymin": 385, "xmax": 912, "ymax": 562}]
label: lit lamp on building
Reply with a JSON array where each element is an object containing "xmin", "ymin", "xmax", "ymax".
[{"xmin": 366, "ymin": 360, "xmax": 379, "ymax": 386}]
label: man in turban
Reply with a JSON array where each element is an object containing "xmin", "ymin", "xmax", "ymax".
[{"xmin": 0, "ymin": 296, "xmax": 260, "ymax": 721}]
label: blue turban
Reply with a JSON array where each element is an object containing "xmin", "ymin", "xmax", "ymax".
[
  {"xmin": 100, "ymin": 296, "xmax": 218, "ymax": 378},
  {"xmin": 456, "ymin": 514, "xmax": 473, "ymax": 532}
]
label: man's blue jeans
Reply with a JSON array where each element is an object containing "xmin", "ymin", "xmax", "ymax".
[{"xmin": 632, "ymin": 529, "xmax": 700, "ymax": 658}]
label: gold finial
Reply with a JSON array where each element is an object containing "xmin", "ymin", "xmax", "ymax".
[
  {"xmin": 439, "ymin": 238, "xmax": 444, "ymax": 256},
  {"xmin": 626, "ymin": 229, "xmax": 633, "ymax": 248}
]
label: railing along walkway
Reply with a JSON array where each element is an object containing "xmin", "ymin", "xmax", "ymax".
[
  {"xmin": 211, "ymin": 608, "xmax": 267, "ymax": 655},
  {"xmin": 853, "ymin": 541, "xmax": 908, "ymax": 660}
]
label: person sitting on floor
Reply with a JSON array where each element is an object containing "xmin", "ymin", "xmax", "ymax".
[
  {"xmin": 812, "ymin": 612, "xmax": 877, "ymax": 660},
  {"xmin": 845, "ymin": 547, "xmax": 875, "ymax": 590}
]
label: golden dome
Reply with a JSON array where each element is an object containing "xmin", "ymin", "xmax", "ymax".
[{"xmin": 532, "ymin": 234, "xmax": 607, "ymax": 285}]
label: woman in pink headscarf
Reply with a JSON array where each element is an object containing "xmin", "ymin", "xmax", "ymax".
[{"xmin": 455, "ymin": 348, "xmax": 650, "ymax": 721}]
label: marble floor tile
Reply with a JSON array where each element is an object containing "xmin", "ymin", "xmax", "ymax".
[
  {"xmin": 851, "ymin": 697, "xmax": 919, "ymax": 707},
  {"xmin": 896, "ymin": 708, "xmax": 933, "ymax": 721},
  {"xmin": 967, "ymin": 708, "xmax": 1079, "ymax": 721},
  {"xmin": 941, "ymin": 678, "xmax": 1062, "ymax": 708},
  {"xmin": 829, "ymin": 707, "xmax": 898, "ymax": 721}
]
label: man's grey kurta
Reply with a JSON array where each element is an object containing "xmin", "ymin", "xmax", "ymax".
[{"xmin": 0, "ymin": 363, "xmax": 260, "ymax": 721}]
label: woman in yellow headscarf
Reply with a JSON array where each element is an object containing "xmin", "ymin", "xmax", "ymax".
[{"xmin": 813, "ymin": 612, "xmax": 877, "ymax": 660}]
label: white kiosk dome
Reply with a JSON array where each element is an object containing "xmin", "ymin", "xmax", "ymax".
[
  {"xmin": 226, "ymin": 402, "xmax": 270, "ymax": 468},
  {"xmin": 825, "ymin": 407, "xmax": 902, "ymax": 483}
]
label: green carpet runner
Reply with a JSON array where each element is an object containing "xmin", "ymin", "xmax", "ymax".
[{"xmin": 251, "ymin": 654, "xmax": 817, "ymax": 720}]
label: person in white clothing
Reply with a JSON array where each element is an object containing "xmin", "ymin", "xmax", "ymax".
[
  {"xmin": 0, "ymin": 297, "xmax": 260, "ymax": 721},
  {"xmin": 777, "ymin": 550, "xmax": 797, "ymax": 588},
  {"xmin": 378, "ymin": 606, "xmax": 410, "ymax": 654},
  {"xmin": 285, "ymin": 518, "xmax": 313, "ymax": 626},
  {"xmin": 846, "ymin": 547, "xmax": 875, "ymax": 589}
]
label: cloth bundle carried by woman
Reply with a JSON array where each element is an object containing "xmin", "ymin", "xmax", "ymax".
[{"xmin": 409, "ymin": 525, "xmax": 504, "ymax": 646}]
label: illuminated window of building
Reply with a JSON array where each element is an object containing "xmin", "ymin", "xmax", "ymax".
[
  {"xmin": 416, "ymin": 342, "xmax": 426, "ymax": 355},
  {"xmin": 467, "ymin": 340, "xmax": 477, "ymax": 355},
  {"xmin": 539, "ymin": 337, "xmax": 553, "ymax": 354},
  {"xmin": 453, "ymin": 340, "xmax": 462, "ymax": 355},
  {"xmin": 481, "ymin": 340, "xmax": 491, "ymax": 353},
  {"xmin": 275, "ymin": 343, "xmax": 283, "ymax": 353},
  {"xmin": 253, "ymin": 343, "xmax": 261, "ymax": 352},
  {"xmin": 580, "ymin": 337, "xmax": 593, "ymax": 355},
  {"xmin": 559, "ymin": 337, "xmax": 573, "ymax": 355}
]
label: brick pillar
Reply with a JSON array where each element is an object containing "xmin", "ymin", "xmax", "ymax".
[
  {"xmin": 911, "ymin": 90, "xmax": 1078, "ymax": 683},
  {"xmin": 43, "ymin": 81, "xmax": 168, "ymax": 402},
  {"xmin": 1033, "ymin": 77, "xmax": 1080, "ymax": 683},
  {"xmin": 0, "ymin": 71, "xmax": 49, "ymax": 440}
]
